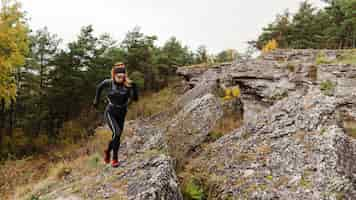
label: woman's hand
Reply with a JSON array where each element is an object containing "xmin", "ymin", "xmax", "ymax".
[{"xmin": 93, "ymin": 99, "xmax": 99, "ymax": 109}]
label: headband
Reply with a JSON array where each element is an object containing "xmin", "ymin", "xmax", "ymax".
[{"xmin": 113, "ymin": 67, "xmax": 126, "ymax": 74}]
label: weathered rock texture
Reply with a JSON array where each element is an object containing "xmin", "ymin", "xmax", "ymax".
[
  {"xmin": 166, "ymin": 93, "xmax": 223, "ymax": 168},
  {"xmin": 179, "ymin": 49, "xmax": 356, "ymax": 200}
]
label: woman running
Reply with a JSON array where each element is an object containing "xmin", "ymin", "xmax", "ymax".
[{"xmin": 93, "ymin": 62, "xmax": 138, "ymax": 167}]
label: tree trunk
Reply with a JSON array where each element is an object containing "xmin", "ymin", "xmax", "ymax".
[
  {"xmin": 37, "ymin": 53, "xmax": 45, "ymax": 135},
  {"xmin": 8, "ymin": 100, "xmax": 14, "ymax": 137},
  {"xmin": 0, "ymin": 99, "xmax": 5, "ymax": 144}
]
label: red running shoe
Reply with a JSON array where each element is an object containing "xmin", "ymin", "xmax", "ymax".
[
  {"xmin": 111, "ymin": 159, "xmax": 120, "ymax": 168},
  {"xmin": 104, "ymin": 150, "xmax": 110, "ymax": 164}
]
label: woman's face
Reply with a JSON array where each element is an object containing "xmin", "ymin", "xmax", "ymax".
[{"xmin": 114, "ymin": 73, "xmax": 125, "ymax": 83}]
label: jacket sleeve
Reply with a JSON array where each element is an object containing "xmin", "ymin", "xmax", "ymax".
[
  {"xmin": 131, "ymin": 82, "xmax": 139, "ymax": 102},
  {"xmin": 93, "ymin": 79, "xmax": 111, "ymax": 105}
]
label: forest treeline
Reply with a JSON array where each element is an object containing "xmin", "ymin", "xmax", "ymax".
[
  {"xmin": 0, "ymin": 0, "xmax": 238, "ymax": 160},
  {"xmin": 255, "ymin": 0, "xmax": 356, "ymax": 49}
]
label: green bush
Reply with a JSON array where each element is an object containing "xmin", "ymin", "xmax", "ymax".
[
  {"xmin": 286, "ymin": 63, "xmax": 295, "ymax": 72},
  {"xmin": 336, "ymin": 50, "xmax": 356, "ymax": 64},
  {"xmin": 320, "ymin": 80, "xmax": 335, "ymax": 96},
  {"xmin": 315, "ymin": 52, "xmax": 332, "ymax": 65},
  {"xmin": 129, "ymin": 71, "xmax": 145, "ymax": 89},
  {"xmin": 208, "ymin": 131, "xmax": 224, "ymax": 141},
  {"xmin": 183, "ymin": 178, "xmax": 205, "ymax": 200}
]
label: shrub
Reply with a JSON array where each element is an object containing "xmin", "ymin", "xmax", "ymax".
[
  {"xmin": 129, "ymin": 71, "xmax": 145, "ymax": 89},
  {"xmin": 308, "ymin": 65, "xmax": 318, "ymax": 81},
  {"xmin": 48, "ymin": 162, "xmax": 72, "ymax": 179},
  {"xmin": 183, "ymin": 178, "xmax": 205, "ymax": 200},
  {"xmin": 58, "ymin": 121, "xmax": 86, "ymax": 145},
  {"xmin": 208, "ymin": 131, "xmax": 224, "ymax": 141},
  {"xmin": 0, "ymin": 129, "xmax": 30, "ymax": 159},
  {"xmin": 315, "ymin": 52, "xmax": 332, "ymax": 65},
  {"xmin": 222, "ymin": 86, "xmax": 240, "ymax": 101},
  {"xmin": 336, "ymin": 50, "xmax": 356, "ymax": 64},
  {"xmin": 286, "ymin": 63, "xmax": 295, "ymax": 72},
  {"xmin": 320, "ymin": 80, "xmax": 335, "ymax": 96},
  {"xmin": 262, "ymin": 39, "xmax": 278, "ymax": 53}
]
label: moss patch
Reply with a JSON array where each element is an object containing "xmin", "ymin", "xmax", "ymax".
[
  {"xmin": 315, "ymin": 51, "xmax": 332, "ymax": 65},
  {"xmin": 207, "ymin": 131, "xmax": 224, "ymax": 141},
  {"xmin": 286, "ymin": 63, "xmax": 295, "ymax": 72},
  {"xmin": 335, "ymin": 50, "xmax": 356, "ymax": 64},
  {"xmin": 320, "ymin": 80, "xmax": 335, "ymax": 96},
  {"xmin": 182, "ymin": 177, "xmax": 206, "ymax": 200}
]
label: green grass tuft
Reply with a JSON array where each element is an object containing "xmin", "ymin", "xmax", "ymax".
[
  {"xmin": 320, "ymin": 80, "xmax": 335, "ymax": 96},
  {"xmin": 345, "ymin": 127, "xmax": 356, "ymax": 139},
  {"xmin": 87, "ymin": 153, "xmax": 101, "ymax": 168},
  {"xmin": 208, "ymin": 131, "xmax": 224, "ymax": 141},
  {"xmin": 265, "ymin": 175, "xmax": 273, "ymax": 181},
  {"xmin": 315, "ymin": 52, "xmax": 332, "ymax": 65},
  {"xmin": 335, "ymin": 50, "xmax": 356, "ymax": 64},
  {"xmin": 286, "ymin": 63, "xmax": 295, "ymax": 72},
  {"xmin": 183, "ymin": 178, "xmax": 205, "ymax": 200}
]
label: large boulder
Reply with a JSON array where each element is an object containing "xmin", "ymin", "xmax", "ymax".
[
  {"xmin": 166, "ymin": 93, "xmax": 223, "ymax": 168},
  {"xmin": 188, "ymin": 87, "xmax": 356, "ymax": 199}
]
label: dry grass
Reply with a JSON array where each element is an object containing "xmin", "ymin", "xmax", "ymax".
[
  {"xmin": 208, "ymin": 113, "xmax": 242, "ymax": 142},
  {"xmin": 15, "ymin": 152, "xmax": 107, "ymax": 200},
  {"xmin": 343, "ymin": 120, "xmax": 356, "ymax": 139},
  {"xmin": 126, "ymin": 86, "xmax": 178, "ymax": 120},
  {"xmin": 308, "ymin": 65, "xmax": 318, "ymax": 81},
  {"xmin": 256, "ymin": 144, "xmax": 272, "ymax": 155},
  {"xmin": 1, "ymin": 129, "xmax": 111, "ymax": 200},
  {"xmin": 335, "ymin": 50, "xmax": 356, "ymax": 64}
]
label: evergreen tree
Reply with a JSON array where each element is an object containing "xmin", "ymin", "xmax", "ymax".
[{"xmin": 255, "ymin": 0, "xmax": 356, "ymax": 49}]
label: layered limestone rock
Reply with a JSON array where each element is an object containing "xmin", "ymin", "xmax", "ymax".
[
  {"xmin": 188, "ymin": 88, "xmax": 356, "ymax": 199},
  {"xmin": 178, "ymin": 49, "xmax": 356, "ymax": 200},
  {"xmin": 166, "ymin": 93, "xmax": 223, "ymax": 168}
]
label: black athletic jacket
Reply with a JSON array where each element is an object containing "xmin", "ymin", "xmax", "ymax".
[{"xmin": 93, "ymin": 79, "xmax": 138, "ymax": 107}]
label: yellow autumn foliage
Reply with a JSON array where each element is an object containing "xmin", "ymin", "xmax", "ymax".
[
  {"xmin": 0, "ymin": 0, "xmax": 29, "ymax": 106},
  {"xmin": 262, "ymin": 39, "xmax": 278, "ymax": 53},
  {"xmin": 231, "ymin": 87, "xmax": 240, "ymax": 97},
  {"xmin": 223, "ymin": 86, "xmax": 240, "ymax": 101}
]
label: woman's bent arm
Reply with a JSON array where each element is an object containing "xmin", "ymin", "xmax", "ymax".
[{"xmin": 93, "ymin": 79, "xmax": 111, "ymax": 105}]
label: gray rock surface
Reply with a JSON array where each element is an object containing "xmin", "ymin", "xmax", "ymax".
[
  {"xmin": 166, "ymin": 93, "xmax": 223, "ymax": 168},
  {"xmin": 179, "ymin": 49, "xmax": 356, "ymax": 200},
  {"xmin": 190, "ymin": 88, "xmax": 356, "ymax": 199}
]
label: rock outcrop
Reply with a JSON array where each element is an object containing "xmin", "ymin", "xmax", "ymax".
[
  {"xmin": 179, "ymin": 49, "xmax": 356, "ymax": 200},
  {"xmin": 26, "ymin": 49, "xmax": 356, "ymax": 200}
]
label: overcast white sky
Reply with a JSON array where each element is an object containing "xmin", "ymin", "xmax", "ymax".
[{"xmin": 19, "ymin": 0, "xmax": 325, "ymax": 53}]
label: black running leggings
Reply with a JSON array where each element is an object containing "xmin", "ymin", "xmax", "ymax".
[{"xmin": 104, "ymin": 105, "xmax": 127, "ymax": 160}]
